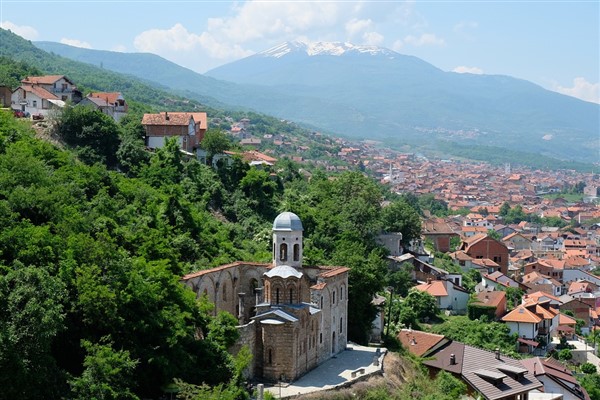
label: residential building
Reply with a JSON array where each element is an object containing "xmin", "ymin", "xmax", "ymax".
[
  {"xmin": 459, "ymin": 234, "xmax": 509, "ymax": 275},
  {"xmin": 471, "ymin": 291, "xmax": 507, "ymax": 320},
  {"xmin": 79, "ymin": 92, "xmax": 128, "ymax": 122},
  {"xmin": 142, "ymin": 111, "xmax": 207, "ymax": 153},
  {"xmin": 20, "ymin": 75, "xmax": 81, "ymax": 103},
  {"xmin": 521, "ymin": 357, "xmax": 590, "ymax": 400},
  {"xmin": 413, "ymin": 279, "xmax": 469, "ymax": 314}
]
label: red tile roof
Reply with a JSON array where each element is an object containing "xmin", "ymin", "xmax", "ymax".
[
  {"xmin": 414, "ymin": 280, "xmax": 448, "ymax": 297},
  {"xmin": 181, "ymin": 261, "xmax": 271, "ymax": 280},
  {"xmin": 19, "ymin": 85, "xmax": 59, "ymax": 100},
  {"xmin": 398, "ymin": 329, "xmax": 447, "ymax": 357},
  {"xmin": 22, "ymin": 75, "xmax": 70, "ymax": 85},
  {"xmin": 502, "ymin": 305, "xmax": 542, "ymax": 323}
]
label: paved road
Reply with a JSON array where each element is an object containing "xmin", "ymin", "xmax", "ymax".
[
  {"xmin": 567, "ymin": 338, "xmax": 600, "ymax": 367},
  {"xmin": 264, "ymin": 343, "xmax": 386, "ymax": 399}
]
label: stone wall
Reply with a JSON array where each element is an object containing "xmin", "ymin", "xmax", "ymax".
[{"xmin": 229, "ymin": 320, "xmax": 257, "ymax": 379}]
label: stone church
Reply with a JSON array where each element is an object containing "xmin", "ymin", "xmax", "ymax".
[{"xmin": 182, "ymin": 212, "xmax": 349, "ymax": 382}]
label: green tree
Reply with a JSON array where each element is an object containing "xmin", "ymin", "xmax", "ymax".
[
  {"xmin": 55, "ymin": 105, "xmax": 120, "ymax": 167},
  {"xmin": 580, "ymin": 373, "xmax": 600, "ymax": 400},
  {"xmin": 402, "ymin": 288, "xmax": 438, "ymax": 321},
  {"xmin": 200, "ymin": 128, "xmax": 231, "ymax": 166},
  {"xmin": 0, "ymin": 264, "xmax": 67, "ymax": 399},
  {"xmin": 69, "ymin": 337, "xmax": 140, "ymax": 400},
  {"xmin": 386, "ymin": 262, "xmax": 414, "ymax": 298},
  {"xmin": 580, "ymin": 362, "xmax": 597, "ymax": 374},
  {"xmin": 435, "ymin": 370, "xmax": 467, "ymax": 399},
  {"xmin": 381, "ymin": 200, "xmax": 422, "ymax": 245}
]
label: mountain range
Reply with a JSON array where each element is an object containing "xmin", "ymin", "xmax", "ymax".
[{"xmin": 27, "ymin": 39, "xmax": 600, "ymax": 164}]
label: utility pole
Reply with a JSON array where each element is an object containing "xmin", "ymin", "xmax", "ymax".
[{"xmin": 385, "ymin": 286, "xmax": 394, "ymax": 337}]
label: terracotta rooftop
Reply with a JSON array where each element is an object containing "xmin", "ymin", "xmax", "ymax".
[
  {"xmin": 398, "ymin": 329, "xmax": 447, "ymax": 357},
  {"xmin": 20, "ymin": 85, "xmax": 59, "ymax": 100},
  {"xmin": 472, "ymin": 291, "xmax": 506, "ymax": 308},
  {"xmin": 88, "ymin": 92, "xmax": 124, "ymax": 104},
  {"xmin": 414, "ymin": 280, "xmax": 448, "ymax": 297},
  {"xmin": 22, "ymin": 75, "xmax": 70, "ymax": 85},
  {"xmin": 181, "ymin": 261, "xmax": 271, "ymax": 280},
  {"xmin": 501, "ymin": 305, "xmax": 542, "ymax": 324},
  {"xmin": 318, "ymin": 266, "xmax": 350, "ymax": 278}
]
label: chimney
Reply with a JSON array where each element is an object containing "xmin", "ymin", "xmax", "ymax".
[
  {"xmin": 495, "ymin": 348, "xmax": 501, "ymax": 360},
  {"xmin": 427, "ymin": 278, "xmax": 432, "ymax": 284},
  {"xmin": 165, "ymin": 111, "xmax": 169, "ymax": 121},
  {"xmin": 410, "ymin": 337, "xmax": 417, "ymax": 345},
  {"xmin": 450, "ymin": 354, "xmax": 456, "ymax": 365}
]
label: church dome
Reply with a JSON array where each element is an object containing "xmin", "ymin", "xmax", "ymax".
[
  {"xmin": 273, "ymin": 212, "xmax": 303, "ymax": 231},
  {"xmin": 265, "ymin": 265, "xmax": 303, "ymax": 279}
]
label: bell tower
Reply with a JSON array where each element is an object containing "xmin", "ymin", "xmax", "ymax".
[{"xmin": 272, "ymin": 212, "xmax": 303, "ymax": 268}]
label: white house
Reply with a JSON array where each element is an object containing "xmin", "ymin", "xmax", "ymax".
[
  {"xmin": 11, "ymin": 85, "xmax": 65, "ymax": 117},
  {"xmin": 413, "ymin": 279, "xmax": 470, "ymax": 313}
]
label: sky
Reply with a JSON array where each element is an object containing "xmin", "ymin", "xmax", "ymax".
[{"xmin": 1, "ymin": 1, "xmax": 599, "ymax": 104}]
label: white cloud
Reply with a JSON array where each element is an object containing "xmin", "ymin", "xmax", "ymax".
[
  {"xmin": 60, "ymin": 38, "xmax": 92, "ymax": 49},
  {"xmin": 112, "ymin": 44, "xmax": 127, "ymax": 53},
  {"xmin": 392, "ymin": 33, "xmax": 445, "ymax": 50},
  {"xmin": 345, "ymin": 18, "xmax": 373, "ymax": 38},
  {"xmin": 403, "ymin": 33, "xmax": 445, "ymax": 47},
  {"xmin": 363, "ymin": 31, "xmax": 384, "ymax": 46},
  {"xmin": 453, "ymin": 66, "xmax": 484, "ymax": 75},
  {"xmin": 453, "ymin": 20, "xmax": 478, "ymax": 33},
  {"xmin": 553, "ymin": 77, "xmax": 600, "ymax": 104},
  {"xmin": 1, "ymin": 21, "xmax": 38, "ymax": 40}
]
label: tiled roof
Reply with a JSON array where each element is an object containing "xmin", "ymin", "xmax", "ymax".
[
  {"xmin": 558, "ymin": 313, "xmax": 577, "ymax": 326},
  {"xmin": 310, "ymin": 282, "xmax": 327, "ymax": 290},
  {"xmin": 521, "ymin": 357, "xmax": 590, "ymax": 400},
  {"xmin": 181, "ymin": 261, "xmax": 271, "ymax": 280},
  {"xmin": 318, "ymin": 266, "xmax": 350, "ymax": 278},
  {"xmin": 88, "ymin": 92, "xmax": 123, "ymax": 105},
  {"xmin": 398, "ymin": 329, "xmax": 447, "ymax": 357},
  {"xmin": 501, "ymin": 305, "xmax": 542, "ymax": 323},
  {"xmin": 142, "ymin": 112, "xmax": 192, "ymax": 126},
  {"xmin": 22, "ymin": 75, "xmax": 68, "ymax": 85},
  {"xmin": 19, "ymin": 85, "xmax": 59, "ymax": 100},
  {"xmin": 414, "ymin": 280, "xmax": 448, "ymax": 297},
  {"xmin": 473, "ymin": 291, "xmax": 505, "ymax": 308}
]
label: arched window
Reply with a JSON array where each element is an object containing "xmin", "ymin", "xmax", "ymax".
[
  {"xmin": 340, "ymin": 317, "xmax": 343, "ymax": 333},
  {"xmin": 320, "ymin": 296, "xmax": 323, "ymax": 309},
  {"xmin": 293, "ymin": 244, "xmax": 300, "ymax": 261},
  {"xmin": 279, "ymin": 243, "xmax": 288, "ymax": 261},
  {"xmin": 276, "ymin": 288, "xmax": 280, "ymax": 304},
  {"xmin": 340, "ymin": 287, "xmax": 343, "ymax": 300},
  {"xmin": 332, "ymin": 290, "xmax": 336, "ymax": 305},
  {"xmin": 289, "ymin": 288, "xmax": 294, "ymax": 303}
]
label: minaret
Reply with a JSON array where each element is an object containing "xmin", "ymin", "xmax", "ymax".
[{"xmin": 272, "ymin": 212, "xmax": 303, "ymax": 268}]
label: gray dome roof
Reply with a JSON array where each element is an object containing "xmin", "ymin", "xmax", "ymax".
[
  {"xmin": 273, "ymin": 212, "xmax": 303, "ymax": 231},
  {"xmin": 265, "ymin": 265, "xmax": 303, "ymax": 279}
]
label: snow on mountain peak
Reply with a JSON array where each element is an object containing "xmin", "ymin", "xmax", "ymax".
[{"xmin": 259, "ymin": 41, "xmax": 395, "ymax": 58}]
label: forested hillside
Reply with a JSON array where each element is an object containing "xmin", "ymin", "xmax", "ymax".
[{"xmin": 0, "ymin": 102, "xmax": 422, "ymax": 398}]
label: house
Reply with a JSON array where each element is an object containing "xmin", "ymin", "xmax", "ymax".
[
  {"xmin": 79, "ymin": 92, "xmax": 128, "ymax": 122},
  {"xmin": 471, "ymin": 291, "xmax": 507, "ymax": 320},
  {"xmin": 181, "ymin": 212, "xmax": 349, "ymax": 382},
  {"xmin": 20, "ymin": 75, "xmax": 81, "ymax": 103},
  {"xmin": 459, "ymin": 233, "xmax": 509, "ymax": 275},
  {"xmin": 11, "ymin": 85, "xmax": 65, "ymax": 117},
  {"xmin": 502, "ymin": 232, "xmax": 533, "ymax": 252},
  {"xmin": 522, "ymin": 272, "xmax": 562, "ymax": 297},
  {"xmin": 502, "ymin": 301, "xmax": 559, "ymax": 354},
  {"xmin": 421, "ymin": 337, "xmax": 542, "ymax": 400},
  {"xmin": 397, "ymin": 329, "xmax": 450, "ymax": 357},
  {"xmin": 413, "ymin": 279, "xmax": 470, "ymax": 313},
  {"xmin": 420, "ymin": 218, "xmax": 458, "ymax": 252},
  {"xmin": 480, "ymin": 271, "xmax": 521, "ymax": 291},
  {"xmin": 141, "ymin": 111, "xmax": 207, "ymax": 153},
  {"xmin": 0, "ymin": 86, "xmax": 11, "ymax": 107},
  {"xmin": 521, "ymin": 357, "xmax": 590, "ymax": 400}
]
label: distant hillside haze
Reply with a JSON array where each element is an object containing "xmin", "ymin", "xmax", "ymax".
[{"xmin": 35, "ymin": 39, "xmax": 600, "ymax": 163}]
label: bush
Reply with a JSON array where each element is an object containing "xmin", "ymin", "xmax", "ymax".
[{"xmin": 581, "ymin": 362, "xmax": 597, "ymax": 374}]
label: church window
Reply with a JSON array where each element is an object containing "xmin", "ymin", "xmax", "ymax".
[
  {"xmin": 320, "ymin": 332, "xmax": 323, "ymax": 344},
  {"xmin": 276, "ymin": 288, "xmax": 280, "ymax": 304},
  {"xmin": 340, "ymin": 317, "xmax": 343, "ymax": 333},
  {"xmin": 293, "ymin": 244, "xmax": 300, "ymax": 261},
  {"xmin": 320, "ymin": 296, "xmax": 323, "ymax": 309},
  {"xmin": 333, "ymin": 291, "xmax": 336, "ymax": 305},
  {"xmin": 340, "ymin": 287, "xmax": 343, "ymax": 300},
  {"xmin": 289, "ymin": 288, "xmax": 294, "ymax": 303},
  {"xmin": 279, "ymin": 243, "xmax": 288, "ymax": 261}
]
